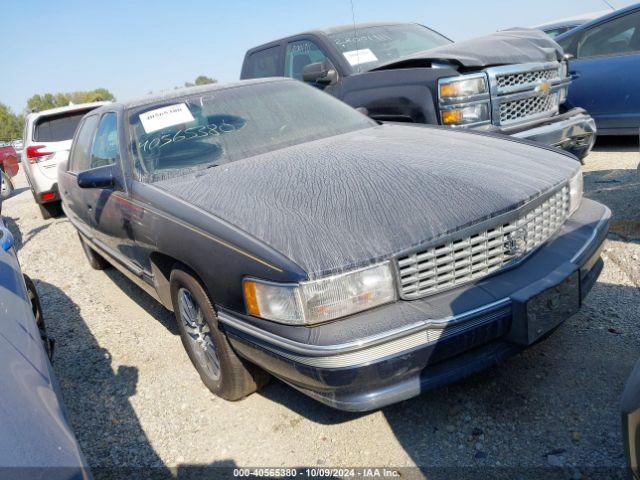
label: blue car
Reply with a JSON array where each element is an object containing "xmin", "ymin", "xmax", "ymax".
[
  {"xmin": 623, "ymin": 359, "xmax": 640, "ymax": 480},
  {"xmin": 557, "ymin": 4, "xmax": 640, "ymax": 135},
  {"xmin": 0, "ymin": 185, "xmax": 89, "ymax": 478}
]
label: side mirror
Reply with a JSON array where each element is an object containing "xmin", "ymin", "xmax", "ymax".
[
  {"xmin": 302, "ymin": 60, "xmax": 338, "ymax": 85},
  {"xmin": 77, "ymin": 164, "xmax": 116, "ymax": 189}
]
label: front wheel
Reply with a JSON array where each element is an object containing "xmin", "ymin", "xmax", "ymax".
[
  {"xmin": 1, "ymin": 170, "xmax": 14, "ymax": 199},
  {"xmin": 170, "ymin": 267, "xmax": 269, "ymax": 400}
]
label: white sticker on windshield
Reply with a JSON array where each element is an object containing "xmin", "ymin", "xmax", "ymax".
[
  {"xmin": 139, "ymin": 103, "xmax": 195, "ymax": 133},
  {"xmin": 343, "ymin": 48, "xmax": 378, "ymax": 66}
]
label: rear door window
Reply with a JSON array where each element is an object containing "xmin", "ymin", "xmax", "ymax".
[
  {"xmin": 90, "ymin": 113, "xmax": 120, "ymax": 169},
  {"xmin": 68, "ymin": 115, "xmax": 99, "ymax": 172},
  {"xmin": 33, "ymin": 109, "xmax": 95, "ymax": 142},
  {"xmin": 244, "ymin": 46, "xmax": 281, "ymax": 78}
]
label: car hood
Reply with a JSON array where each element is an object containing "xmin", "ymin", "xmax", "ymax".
[
  {"xmin": 373, "ymin": 28, "xmax": 564, "ymax": 70},
  {"xmin": 155, "ymin": 124, "xmax": 578, "ymax": 279}
]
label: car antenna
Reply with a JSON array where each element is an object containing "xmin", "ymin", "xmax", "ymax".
[
  {"xmin": 600, "ymin": 0, "xmax": 615, "ymax": 10},
  {"xmin": 350, "ymin": 0, "xmax": 360, "ymax": 70}
]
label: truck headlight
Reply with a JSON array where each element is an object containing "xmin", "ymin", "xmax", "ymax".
[
  {"xmin": 438, "ymin": 73, "xmax": 491, "ymax": 126},
  {"xmin": 441, "ymin": 103, "xmax": 490, "ymax": 126},
  {"xmin": 439, "ymin": 75, "xmax": 488, "ymax": 99},
  {"xmin": 569, "ymin": 169, "xmax": 583, "ymax": 215},
  {"xmin": 243, "ymin": 262, "xmax": 397, "ymax": 325}
]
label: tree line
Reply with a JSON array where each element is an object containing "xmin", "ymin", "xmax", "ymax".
[{"xmin": 0, "ymin": 75, "xmax": 217, "ymax": 142}]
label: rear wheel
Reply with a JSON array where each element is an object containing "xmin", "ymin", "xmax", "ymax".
[
  {"xmin": 0, "ymin": 170, "xmax": 13, "ymax": 199},
  {"xmin": 78, "ymin": 234, "xmax": 110, "ymax": 270},
  {"xmin": 170, "ymin": 267, "xmax": 269, "ymax": 400},
  {"xmin": 39, "ymin": 201, "xmax": 63, "ymax": 220}
]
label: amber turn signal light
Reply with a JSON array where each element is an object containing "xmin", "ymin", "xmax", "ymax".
[
  {"xmin": 442, "ymin": 110, "xmax": 463, "ymax": 125},
  {"xmin": 243, "ymin": 281, "xmax": 261, "ymax": 316}
]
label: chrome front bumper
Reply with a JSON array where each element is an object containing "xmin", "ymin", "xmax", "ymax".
[{"xmin": 508, "ymin": 108, "xmax": 597, "ymax": 160}]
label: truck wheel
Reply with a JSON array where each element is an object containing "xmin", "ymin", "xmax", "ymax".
[
  {"xmin": 170, "ymin": 267, "xmax": 269, "ymax": 401},
  {"xmin": 0, "ymin": 170, "xmax": 13, "ymax": 199},
  {"xmin": 78, "ymin": 234, "xmax": 110, "ymax": 270},
  {"xmin": 39, "ymin": 201, "xmax": 63, "ymax": 220}
]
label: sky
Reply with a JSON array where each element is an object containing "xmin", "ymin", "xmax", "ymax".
[{"xmin": 1, "ymin": 0, "xmax": 636, "ymax": 113}]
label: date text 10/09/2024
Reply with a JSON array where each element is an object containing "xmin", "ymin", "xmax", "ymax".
[{"xmin": 232, "ymin": 468, "xmax": 402, "ymax": 478}]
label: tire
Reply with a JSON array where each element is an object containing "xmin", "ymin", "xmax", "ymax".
[
  {"xmin": 170, "ymin": 267, "xmax": 269, "ymax": 400},
  {"xmin": 0, "ymin": 170, "xmax": 13, "ymax": 200},
  {"xmin": 23, "ymin": 275, "xmax": 53, "ymax": 359},
  {"xmin": 39, "ymin": 201, "xmax": 63, "ymax": 220},
  {"xmin": 78, "ymin": 234, "xmax": 110, "ymax": 270}
]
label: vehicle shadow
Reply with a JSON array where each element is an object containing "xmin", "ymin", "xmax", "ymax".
[
  {"xmin": 2, "ymin": 215, "xmax": 69, "ymax": 251},
  {"xmin": 102, "ymin": 268, "xmax": 178, "ymax": 335},
  {"xmin": 32, "ymin": 280, "xmax": 171, "ymax": 479},
  {"xmin": 592, "ymin": 135, "xmax": 638, "ymax": 153}
]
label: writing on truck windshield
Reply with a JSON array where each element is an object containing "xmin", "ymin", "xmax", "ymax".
[
  {"xmin": 128, "ymin": 81, "xmax": 375, "ymax": 183},
  {"xmin": 328, "ymin": 24, "xmax": 452, "ymax": 72}
]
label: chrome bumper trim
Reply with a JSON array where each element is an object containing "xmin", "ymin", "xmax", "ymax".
[{"xmin": 218, "ymin": 298, "xmax": 511, "ymax": 368}]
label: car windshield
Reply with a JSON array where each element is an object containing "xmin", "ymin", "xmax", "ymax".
[
  {"xmin": 128, "ymin": 81, "xmax": 376, "ymax": 183},
  {"xmin": 327, "ymin": 24, "xmax": 452, "ymax": 72}
]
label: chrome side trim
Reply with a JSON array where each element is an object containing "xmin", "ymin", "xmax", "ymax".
[
  {"xmin": 570, "ymin": 206, "xmax": 611, "ymax": 264},
  {"xmin": 222, "ymin": 301, "xmax": 511, "ymax": 368},
  {"xmin": 218, "ymin": 297, "xmax": 510, "ymax": 357}
]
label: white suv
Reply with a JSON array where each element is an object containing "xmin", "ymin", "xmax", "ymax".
[{"xmin": 22, "ymin": 102, "xmax": 108, "ymax": 218}]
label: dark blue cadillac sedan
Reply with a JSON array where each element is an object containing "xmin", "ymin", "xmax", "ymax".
[{"xmin": 59, "ymin": 79, "xmax": 609, "ymax": 411}]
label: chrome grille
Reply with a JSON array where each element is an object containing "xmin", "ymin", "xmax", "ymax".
[
  {"xmin": 397, "ymin": 187, "xmax": 570, "ymax": 300},
  {"xmin": 496, "ymin": 68, "xmax": 559, "ymax": 89},
  {"xmin": 499, "ymin": 93, "xmax": 559, "ymax": 125}
]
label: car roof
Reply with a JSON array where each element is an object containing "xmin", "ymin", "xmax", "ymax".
[
  {"xmin": 247, "ymin": 22, "xmax": 417, "ymax": 51},
  {"xmin": 99, "ymin": 77, "xmax": 294, "ymax": 113},
  {"xmin": 27, "ymin": 101, "xmax": 110, "ymax": 120},
  {"xmin": 532, "ymin": 10, "xmax": 611, "ymax": 30},
  {"xmin": 556, "ymin": 3, "xmax": 640, "ymax": 40}
]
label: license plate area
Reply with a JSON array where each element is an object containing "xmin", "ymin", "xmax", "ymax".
[
  {"xmin": 525, "ymin": 271, "xmax": 580, "ymax": 344},
  {"xmin": 507, "ymin": 267, "xmax": 581, "ymax": 346}
]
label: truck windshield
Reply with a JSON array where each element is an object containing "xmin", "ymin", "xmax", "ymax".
[
  {"xmin": 327, "ymin": 24, "xmax": 452, "ymax": 72},
  {"xmin": 128, "ymin": 81, "xmax": 376, "ymax": 183}
]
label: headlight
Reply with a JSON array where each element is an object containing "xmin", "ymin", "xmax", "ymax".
[
  {"xmin": 439, "ymin": 75, "xmax": 488, "ymax": 99},
  {"xmin": 441, "ymin": 103, "xmax": 490, "ymax": 126},
  {"xmin": 243, "ymin": 262, "xmax": 397, "ymax": 325},
  {"xmin": 569, "ymin": 169, "xmax": 583, "ymax": 215},
  {"xmin": 438, "ymin": 74, "xmax": 491, "ymax": 127}
]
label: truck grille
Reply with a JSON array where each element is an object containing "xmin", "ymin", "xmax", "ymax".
[
  {"xmin": 500, "ymin": 93, "xmax": 559, "ymax": 125},
  {"xmin": 496, "ymin": 67, "xmax": 560, "ymax": 90},
  {"xmin": 487, "ymin": 62, "xmax": 565, "ymax": 127},
  {"xmin": 396, "ymin": 186, "xmax": 570, "ymax": 300}
]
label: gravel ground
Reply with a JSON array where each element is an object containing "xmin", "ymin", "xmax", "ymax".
[{"xmin": 2, "ymin": 137, "xmax": 639, "ymax": 479}]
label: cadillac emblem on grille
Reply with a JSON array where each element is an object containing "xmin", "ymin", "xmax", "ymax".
[
  {"xmin": 396, "ymin": 186, "xmax": 570, "ymax": 300},
  {"xmin": 505, "ymin": 228, "xmax": 528, "ymax": 257}
]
